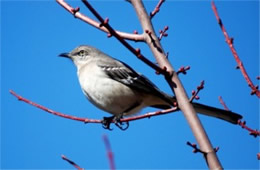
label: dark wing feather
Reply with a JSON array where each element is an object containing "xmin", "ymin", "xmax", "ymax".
[{"xmin": 98, "ymin": 60, "xmax": 173, "ymax": 106}]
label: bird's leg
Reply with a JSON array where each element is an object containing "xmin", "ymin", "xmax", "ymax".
[
  {"xmin": 101, "ymin": 116, "xmax": 115, "ymax": 130},
  {"xmin": 101, "ymin": 114, "xmax": 129, "ymax": 130},
  {"xmin": 114, "ymin": 114, "xmax": 129, "ymax": 131}
]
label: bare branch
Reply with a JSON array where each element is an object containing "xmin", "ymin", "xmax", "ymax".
[
  {"xmin": 61, "ymin": 155, "xmax": 84, "ymax": 170},
  {"xmin": 218, "ymin": 96, "xmax": 260, "ymax": 138},
  {"xmin": 186, "ymin": 141, "xmax": 219, "ymax": 164},
  {"xmin": 189, "ymin": 81, "xmax": 205, "ymax": 102},
  {"xmin": 9, "ymin": 90, "xmax": 178, "ymax": 126},
  {"xmin": 81, "ymin": 0, "xmax": 169, "ymax": 76},
  {"xmin": 211, "ymin": 1, "xmax": 260, "ymax": 98},
  {"xmin": 238, "ymin": 120, "xmax": 260, "ymax": 138},
  {"xmin": 150, "ymin": 0, "xmax": 166, "ymax": 19},
  {"xmin": 158, "ymin": 26, "xmax": 169, "ymax": 41},
  {"xmin": 102, "ymin": 135, "xmax": 115, "ymax": 170},
  {"xmin": 129, "ymin": 1, "xmax": 222, "ymax": 168},
  {"xmin": 176, "ymin": 65, "xmax": 191, "ymax": 75},
  {"xmin": 218, "ymin": 96, "xmax": 230, "ymax": 111},
  {"xmin": 56, "ymin": 0, "xmax": 144, "ymax": 42}
]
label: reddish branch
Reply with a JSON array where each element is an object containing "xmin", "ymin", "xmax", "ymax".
[
  {"xmin": 211, "ymin": 1, "xmax": 260, "ymax": 98},
  {"xmin": 177, "ymin": 66, "xmax": 190, "ymax": 75},
  {"xmin": 190, "ymin": 81, "xmax": 205, "ymax": 102},
  {"xmin": 61, "ymin": 155, "xmax": 83, "ymax": 170},
  {"xmin": 237, "ymin": 120, "xmax": 260, "ymax": 138},
  {"xmin": 158, "ymin": 26, "xmax": 169, "ymax": 41},
  {"xmin": 218, "ymin": 96, "xmax": 230, "ymax": 111},
  {"xmin": 56, "ymin": 0, "xmax": 144, "ymax": 42},
  {"xmin": 218, "ymin": 96, "xmax": 260, "ymax": 137},
  {"xmin": 56, "ymin": 1, "xmax": 222, "ymax": 168},
  {"xmin": 150, "ymin": 0, "xmax": 166, "ymax": 19},
  {"xmin": 103, "ymin": 135, "xmax": 115, "ymax": 170},
  {"xmin": 81, "ymin": 0, "xmax": 169, "ymax": 76},
  {"xmin": 9, "ymin": 90, "xmax": 178, "ymax": 125},
  {"xmin": 9, "ymin": 90, "xmax": 100, "ymax": 123}
]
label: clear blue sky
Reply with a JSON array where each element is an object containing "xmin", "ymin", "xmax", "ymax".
[{"xmin": 1, "ymin": 0, "xmax": 259, "ymax": 169}]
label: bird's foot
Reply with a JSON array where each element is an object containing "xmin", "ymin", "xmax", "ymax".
[
  {"xmin": 114, "ymin": 114, "xmax": 129, "ymax": 131},
  {"xmin": 101, "ymin": 116, "xmax": 115, "ymax": 130},
  {"xmin": 101, "ymin": 115, "xmax": 129, "ymax": 131}
]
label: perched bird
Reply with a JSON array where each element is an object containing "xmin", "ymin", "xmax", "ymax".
[{"xmin": 59, "ymin": 45, "xmax": 242, "ymax": 129}]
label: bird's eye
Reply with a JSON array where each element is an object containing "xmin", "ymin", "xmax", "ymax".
[{"xmin": 79, "ymin": 50, "xmax": 86, "ymax": 56}]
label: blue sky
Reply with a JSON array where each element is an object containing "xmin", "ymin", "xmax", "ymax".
[{"xmin": 1, "ymin": 0, "xmax": 259, "ymax": 169}]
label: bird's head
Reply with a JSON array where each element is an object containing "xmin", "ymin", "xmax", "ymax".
[{"xmin": 59, "ymin": 45, "xmax": 102, "ymax": 69}]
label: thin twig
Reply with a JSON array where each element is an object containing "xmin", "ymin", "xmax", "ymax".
[
  {"xmin": 237, "ymin": 120, "xmax": 260, "ymax": 138},
  {"xmin": 176, "ymin": 66, "xmax": 190, "ymax": 75},
  {"xmin": 102, "ymin": 135, "xmax": 115, "ymax": 170},
  {"xmin": 56, "ymin": 0, "xmax": 144, "ymax": 42},
  {"xmin": 218, "ymin": 96, "xmax": 230, "ymax": 111},
  {"xmin": 158, "ymin": 26, "xmax": 169, "ymax": 41},
  {"xmin": 87, "ymin": 2, "xmax": 162, "ymax": 72},
  {"xmin": 9, "ymin": 90, "xmax": 178, "ymax": 125},
  {"xmin": 61, "ymin": 155, "xmax": 84, "ymax": 170},
  {"xmin": 189, "ymin": 81, "xmax": 205, "ymax": 102},
  {"xmin": 150, "ymin": 0, "xmax": 166, "ymax": 19},
  {"xmin": 211, "ymin": 1, "xmax": 260, "ymax": 98},
  {"xmin": 81, "ymin": 0, "xmax": 169, "ymax": 76},
  {"xmin": 218, "ymin": 96, "xmax": 260, "ymax": 138},
  {"xmin": 186, "ymin": 141, "xmax": 219, "ymax": 159}
]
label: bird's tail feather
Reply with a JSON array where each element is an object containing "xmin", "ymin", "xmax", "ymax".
[{"xmin": 192, "ymin": 102, "xmax": 242, "ymax": 124}]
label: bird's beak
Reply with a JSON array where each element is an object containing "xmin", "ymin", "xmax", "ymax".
[{"xmin": 59, "ymin": 53, "xmax": 70, "ymax": 58}]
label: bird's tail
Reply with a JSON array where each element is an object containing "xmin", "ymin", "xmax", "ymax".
[
  {"xmin": 151, "ymin": 92, "xmax": 242, "ymax": 124},
  {"xmin": 192, "ymin": 102, "xmax": 242, "ymax": 124}
]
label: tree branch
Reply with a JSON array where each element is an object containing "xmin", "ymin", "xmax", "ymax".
[
  {"xmin": 211, "ymin": 1, "xmax": 260, "ymax": 98},
  {"xmin": 56, "ymin": 0, "xmax": 144, "ymax": 42},
  {"xmin": 61, "ymin": 155, "xmax": 84, "ymax": 170},
  {"xmin": 129, "ymin": 0, "xmax": 222, "ymax": 169},
  {"xmin": 218, "ymin": 96, "xmax": 260, "ymax": 138},
  {"xmin": 9, "ymin": 90, "xmax": 178, "ymax": 125},
  {"xmin": 102, "ymin": 135, "xmax": 115, "ymax": 170},
  {"xmin": 218, "ymin": 96, "xmax": 230, "ymax": 111},
  {"xmin": 150, "ymin": 0, "xmax": 166, "ymax": 19}
]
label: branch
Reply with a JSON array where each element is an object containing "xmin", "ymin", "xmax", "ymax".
[
  {"xmin": 129, "ymin": 1, "xmax": 222, "ymax": 169},
  {"xmin": 81, "ymin": 0, "xmax": 169, "ymax": 76},
  {"xmin": 190, "ymin": 80, "xmax": 205, "ymax": 102},
  {"xmin": 218, "ymin": 96, "xmax": 260, "ymax": 138},
  {"xmin": 9, "ymin": 90, "xmax": 178, "ymax": 126},
  {"xmin": 218, "ymin": 96, "xmax": 230, "ymax": 111},
  {"xmin": 158, "ymin": 26, "xmax": 169, "ymax": 41},
  {"xmin": 61, "ymin": 155, "xmax": 83, "ymax": 170},
  {"xmin": 102, "ymin": 135, "xmax": 115, "ymax": 170},
  {"xmin": 211, "ymin": 1, "xmax": 260, "ymax": 98},
  {"xmin": 187, "ymin": 141, "xmax": 219, "ymax": 155},
  {"xmin": 57, "ymin": 1, "xmax": 222, "ymax": 168},
  {"xmin": 56, "ymin": 0, "xmax": 144, "ymax": 42},
  {"xmin": 237, "ymin": 120, "xmax": 260, "ymax": 138},
  {"xmin": 150, "ymin": 0, "xmax": 166, "ymax": 19},
  {"xmin": 176, "ymin": 66, "xmax": 191, "ymax": 75},
  {"xmin": 9, "ymin": 90, "xmax": 100, "ymax": 123}
]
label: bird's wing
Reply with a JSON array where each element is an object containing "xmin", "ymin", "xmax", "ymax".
[{"xmin": 98, "ymin": 59, "xmax": 173, "ymax": 105}]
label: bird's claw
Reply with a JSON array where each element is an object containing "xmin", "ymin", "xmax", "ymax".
[
  {"xmin": 101, "ymin": 115, "xmax": 129, "ymax": 131},
  {"xmin": 101, "ymin": 116, "xmax": 114, "ymax": 130}
]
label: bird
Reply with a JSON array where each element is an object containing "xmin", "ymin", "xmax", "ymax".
[{"xmin": 59, "ymin": 45, "xmax": 242, "ymax": 130}]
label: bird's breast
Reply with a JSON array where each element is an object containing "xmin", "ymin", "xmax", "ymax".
[{"xmin": 77, "ymin": 65, "xmax": 143, "ymax": 115}]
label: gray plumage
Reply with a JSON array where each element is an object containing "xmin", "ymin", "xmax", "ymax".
[{"xmin": 59, "ymin": 45, "xmax": 242, "ymax": 124}]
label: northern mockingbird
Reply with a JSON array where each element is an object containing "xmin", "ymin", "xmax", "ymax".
[{"xmin": 59, "ymin": 45, "xmax": 242, "ymax": 130}]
